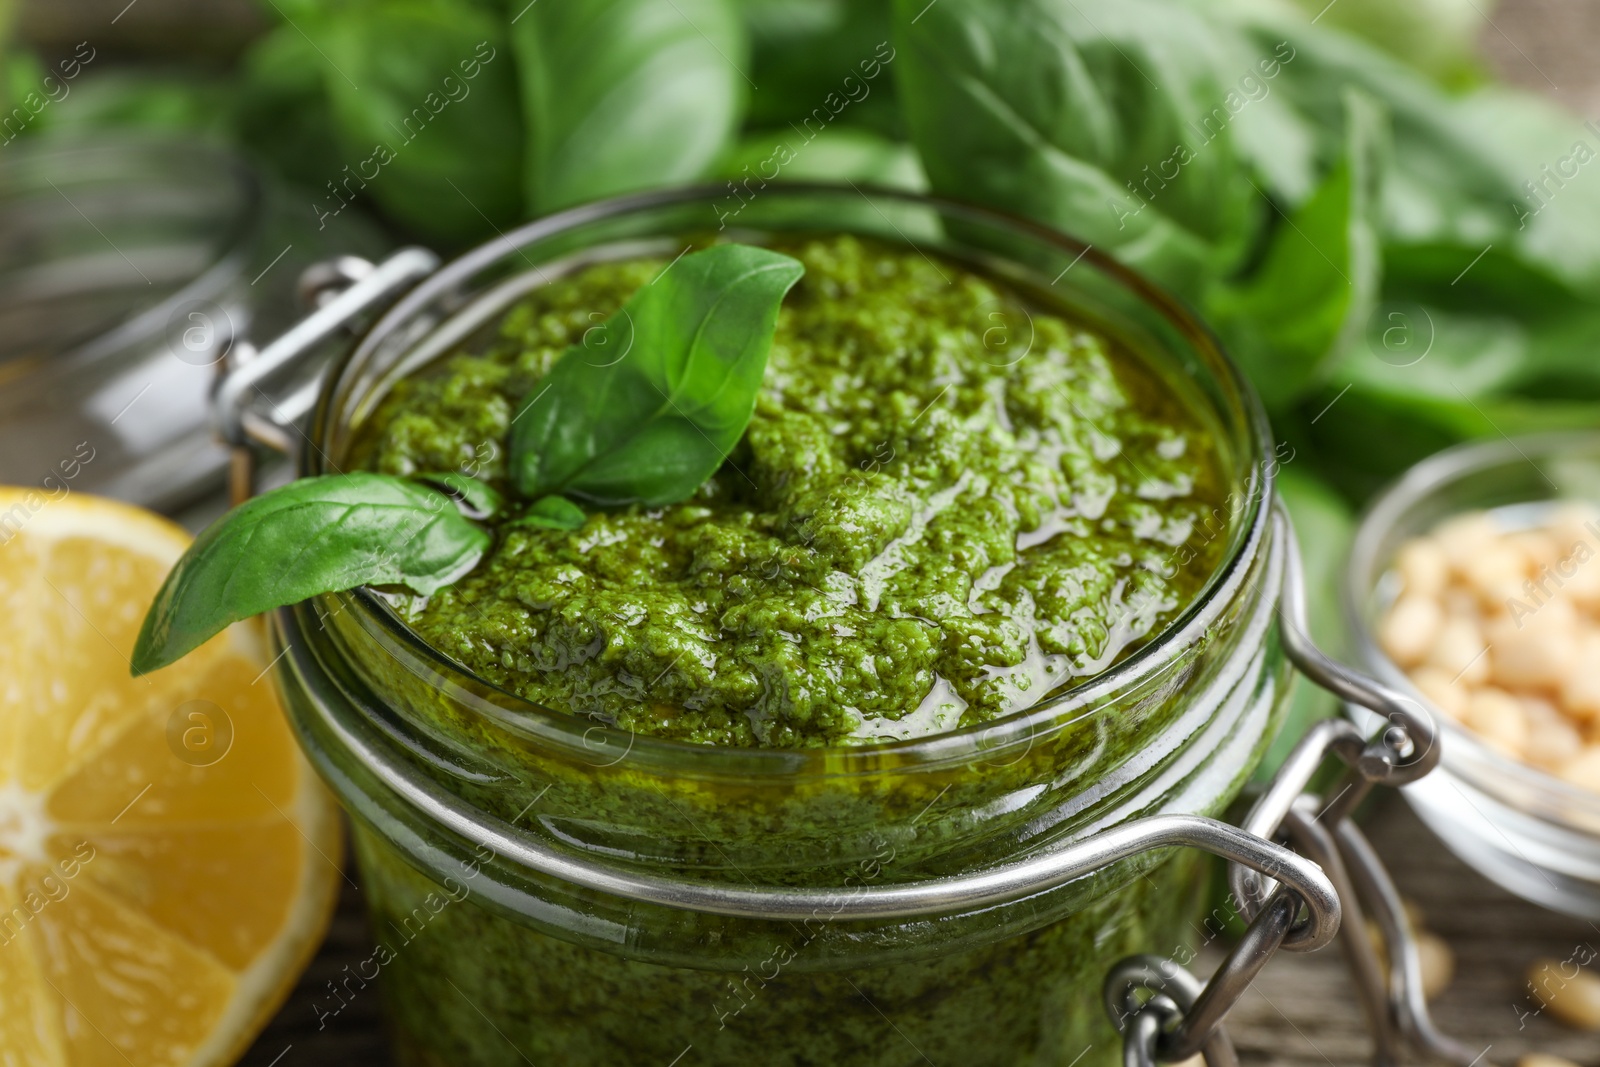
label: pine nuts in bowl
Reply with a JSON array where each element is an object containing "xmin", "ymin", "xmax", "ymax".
[
  {"xmin": 1380, "ymin": 505, "xmax": 1600, "ymax": 782},
  {"xmin": 1346, "ymin": 432, "xmax": 1600, "ymax": 919}
]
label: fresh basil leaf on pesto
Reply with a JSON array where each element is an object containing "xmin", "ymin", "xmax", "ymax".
[
  {"xmin": 131, "ymin": 473, "xmax": 489, "ymax": 676},
  {"xmin": 512, "ymin": 495, "xmax": 587, "ymax": 531},
  {"xmin": 414, "ymin": 471, "xmax": 506, "ymax": 519},
  {"xmin": 507, "ymin": 243, "xmax": 804, "ymax": 507}
]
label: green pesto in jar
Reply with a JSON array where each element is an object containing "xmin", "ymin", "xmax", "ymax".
[{"xmin": 351, "ymin": 235, "xmax": 1225, "ymax": 748}]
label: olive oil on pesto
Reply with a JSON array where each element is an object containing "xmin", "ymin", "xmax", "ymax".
[{"xmin": 351, "ymin": 235, "xmax": 1224, "ymax": 748}]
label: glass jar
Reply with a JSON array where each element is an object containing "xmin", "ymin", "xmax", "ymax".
[
  {"xmin": 0, "ymin": 133, "xmax": 385, "ymax": 512},
  {"xmin": 266, "ymin": 186, "xmax": 1288, "ymax": 1067}
]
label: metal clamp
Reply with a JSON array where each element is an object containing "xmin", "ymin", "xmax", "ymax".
[
  {"xmin": 214, "ymin": 246, "xmax": 440, "ymax": 503},
  {"xmin": 1107, "ymin": 503, "xmax": 1478, "ymax": 1067}
]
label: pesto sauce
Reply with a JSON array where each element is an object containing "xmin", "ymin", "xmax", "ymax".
[{"xmin": 351, "ymin": 235, "xmax": 1224, "ymax": 747}]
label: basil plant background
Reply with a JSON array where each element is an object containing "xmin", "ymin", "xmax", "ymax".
[{"xmin": 8, "ymin": 0, "xmax": 1596, "ymax": 751}]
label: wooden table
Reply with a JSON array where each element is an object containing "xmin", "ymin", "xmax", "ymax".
[{"xmin": 235, "ymin": 795, "xmax": 1597, "ymax": 1067}]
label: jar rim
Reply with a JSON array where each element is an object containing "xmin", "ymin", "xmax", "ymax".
[{"xmin": 304, "ymin": 182, "xmax": 1276, "ymax": 772}]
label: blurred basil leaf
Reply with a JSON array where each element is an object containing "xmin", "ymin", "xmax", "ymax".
[
  {"xmin": 236, "ymin": 24, "xmax": 347, "ymax": 190},
  {"xmin": 513, "ymin": 0, "xmax": 746, "ymax": 213},
  {"xmin": 315, "ymin": 0, "xmax": 524, "ymax": 242},
  {"xmin": 738, "ymin": 0, "xmax": 903, "ymax": 136},
  {"xmin": 45, "ymin": 70, "xmax": 234, "ymax": 138},
  {"xmin": 1223, "ymin": 6, "xmax": 1516, "ymax": 254},
  {"xmin": 892, "ymin": 0, "xmax": 1262, "ymax": 296},
  {"xmin": 0, "ymin": 51, "xmax": 46, "ymax": 116},
  {"xmin": 1446, "ymin": 88, "xmax": 1600, "ymax": 299},
  {"xmin": 1282, "ymin": 0, "xmax": 1487, "ymax": 86},
  {"xmin": 1297, "ymin": 298, "xmax": 1600, "ymax": 496},
  {"xmin": 719, "ymin": 125, "xmax": 925, "ymax": 190},
  {"xmin": 1205, "ymin": 88, "xmax": 1385, "ymax": 410}
]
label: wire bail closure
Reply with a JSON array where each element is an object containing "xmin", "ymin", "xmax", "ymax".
[
  {"xmin": 214, "ymin": 248, "xmax": 440, "ymax": 505},
  {"xmin": 220, "ymin": 253, "xmax": 1477, "ymax": 1067},
  {"xmin": 1107, "ymin": 505, "xmax": 1478, "ymax": 1067}
]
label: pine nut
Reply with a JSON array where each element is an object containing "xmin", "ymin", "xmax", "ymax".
[
  {"xmin": 1411, "ymin": 667, "xmax": 1468, "ymax": 719},
  {"xmin": 1517, "ymin": 1055, "xmax": 1583, "ymax": 1067},
  {"xmin": 1426, "ymin": 616, "xmax": 1489, "ymax": 684},
  {"xmin": 1526, "ymin": 958, "xmax": 1600, "ymax": 1030},
  {"xmin": 1464, "ymin": 544, "xmax": 1531, "ymax": 609},
  {"xmin": 1560, "ymin": 747, "xmax": 1600, "ymax": 792},
  {"xmin": 1380, "ymin": 595, "xmax": 1443, "ymax": 667},
  {"xmin": 1416, "ymin": 931, "xmax": 1454, "ymax": 1001},
  {"xmin": 1524, "ymin": 698, "xmax": 1584, "ymax": 771},
  {"xmin": 1396, "ymin": 538, "xmax": 1449, "ymax": 597},
  {"xmin": 1436, "ymin": 513, "xmax": 1499, "ymax": 575},
  {"xmin": 1488, "ymin": 605, "xmax": 1579, "ymax": 690},
  {"xmin": 1560, "ymin": 634, "xmax": 1600, "ymax": 721},
  {"xmin": 1508, "ymin": 529, "xmax": 1561, "ymax": 572},
  {"xmin": 1464, "ymin": 688, "xmax": 1528, "ymax": 758}
]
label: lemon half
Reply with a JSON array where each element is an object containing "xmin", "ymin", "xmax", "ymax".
[{"xmin": 0, "ymin": 488, "xmax": 341, "ymax": 1067}]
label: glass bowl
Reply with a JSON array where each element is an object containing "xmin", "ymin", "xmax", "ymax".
[{"xmin": 1345, "ymin": 430, "xmax": 1600, "ymax": 919}]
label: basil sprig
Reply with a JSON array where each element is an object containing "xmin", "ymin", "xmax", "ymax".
[
  {"xmin": 509, "ymin": 243, "xmax": 804, "ymax": 506},
  {"xmin": 132, "ymin": 243, "xmax": 803, "ymax": 676},
  {"xmin": 131, "ymin": 473, "xmax": 489, "ymax": 675}
]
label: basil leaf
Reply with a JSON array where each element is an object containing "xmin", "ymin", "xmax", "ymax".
[
  {"xmin": 893, "ymin": 0, "xmax": 1262, "ymax": 295},
  {"xmin": 1302, "ymin": 299, "xmax": 1600, "ymax": 495},
  {"xmin": 131, "ymin": 473, "xmax": 489, "ymax": 676},
  {"xmin": 1450, "ymin": 88, "xmax": 1600, "ymax": 299},
  {"xmin": 508, "ymin": 243, "xmax": 805, "ymax": 507},
  {"xmin": 313, "ymin": 1, "xmax": 523, "ymax": 243},
  {"xmin": 1204, "ymin": 88, "xmax": 1385, "ymax": 410},
  {"xmin": 512, "ymin": 496, "xmax": 588, "ymax": 531},
  {"xmin": 512, "ymin": 0, "xmax": 746, "ymax": 214},
  {"xmin": 414, "ymin": 471, "xmax": 505, "ymax": 519},
  {"xmin": 236, "ymin": 25, "xmax": 347, "ymax": 192},
  {"xmin": 1223, "ymin": 7, "xmax": 1519, "ymax": 254},
  {"xmin": 740, "ymin": 0, "xmax": 901, "ymax": 134},
  {"xmin": 46, "ymin": 70, "xmax": 234, "ymax": 140},
  {"xmin": 719, "ymin": 126, "xmax": 926, "ymax": 191},
  {"xmin": 1277, "ymin": 0, "xmax": 1481, "ymax": 83}
]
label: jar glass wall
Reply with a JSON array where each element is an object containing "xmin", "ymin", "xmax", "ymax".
[{"xmin": 271, "ymin": 186, "xmax": 1285, "ymax": 1066}]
